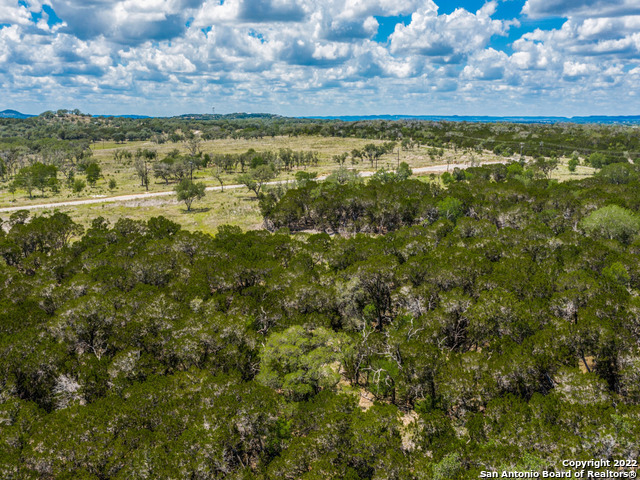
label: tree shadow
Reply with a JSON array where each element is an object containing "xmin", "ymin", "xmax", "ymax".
[
  {"xmin": 181, "ymin": 207, "xmax": 211, "ymax": 214},
  {"xmin": 25, "ymin": 194, "xmax": 50, "ymax": 200}
]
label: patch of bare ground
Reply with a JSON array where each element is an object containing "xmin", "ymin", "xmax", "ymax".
[
  {"xmin": 578, "ymin": 355, "xmax": 596, "ymax": 374},
  {"xmin": 401, "ymin": 411, "xmax": 420, "ymax": 452},
  {"xmin": 358, "ymin": 389, "xmax": 375, "ymax": 411},
  {"xmin": 336, "ymin": 372, "xmax": 420, "ymax": 452},
  {"xmin": 121, "ymin": 198, "xmax": 177, "ymax": 208}
]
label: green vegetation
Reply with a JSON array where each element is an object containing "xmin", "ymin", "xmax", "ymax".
[
  {"xmin": 0, "ymin": 115, "xmax": 639, "ymax": 478},
  {"xmin": 2, "ymin": 157, "xmax": 640, "ymax": 478},
  {"xmin": 568, "ymin": 154, "xmax": 579, "ymax": 172},
  {"xmin": 262, "ymin": 161, "xmax": 605, "ymax": 234},
  {"xmin": 12, "ymin": 162, "xmax": 58, "ymax": 198},
  {"xmin": 72, "ymin": 178, "xmax": 86, "ymax": 193},
  {"xmin": 237, "ymin": 164, "xmax": 278, "ymax": 198},
  {"xmin": 580, "ymin": 205, "xmax": 640, "ymax": 244},
  {"xmin": 1, "ymin": 112, "xmax": 638, "ymax": 163},
  {"xmin": 175, "ymin": 178, "xmax": 207, "ymax": 211},
  {"xmin": 257, "ymin": 326, "xmax": 346, "ymax": 400},
  {"xmin": 0, "ymin": 112, "xmax": 631, "ymax": 211}
]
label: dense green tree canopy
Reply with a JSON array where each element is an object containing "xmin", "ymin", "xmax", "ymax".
[
  {"xmin": 12, "ymin": 162, "xmax": 58, "ymax": 198},
  {"xmin": 2, "ymin": 162, "xmax": 640, "ymax": 478},
  {"xmin": 580, "ymin": 205, "xmax": 640, "ymax": 244}
]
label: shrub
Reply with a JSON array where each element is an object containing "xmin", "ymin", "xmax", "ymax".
[{"xmin": 580, "ymin": 205, "xmax": 640, "ymax": 244}]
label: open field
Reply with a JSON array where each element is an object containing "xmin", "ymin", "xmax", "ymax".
[
  {"xmin": 0, "ymin": 133, "xmax": 597, "ymax": 232},
  {"xmin": 0, "ymin": 159, "xmax": 597, "ymax": 233},
  {"xmin": 4, "ymin": 187, "xmax": 264, "ymax": 235},
  {"xmin": 0, "ymin": 135, "xmax": 507, "ymax": 208},
  {"xmin": 550, "ymin": 162, "xmax": 597, "ymax": 181},
  {"xmin": 0, "ymin": 166, "xmax": 441, "ymax": 233}
]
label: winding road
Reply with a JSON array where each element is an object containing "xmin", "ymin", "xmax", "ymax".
[{"xmin": 0, "ymin": 161, "xmax": 504, "ymax": 213}]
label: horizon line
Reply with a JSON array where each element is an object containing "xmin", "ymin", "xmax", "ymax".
[{"xmin": 3, "ymin": 109, "xmax": 640, "ymax": 120}]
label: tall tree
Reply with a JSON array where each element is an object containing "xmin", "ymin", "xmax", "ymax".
[
  {"xmin": 134, "ymin": 149, "xmax": 156, "ymax": 191},
  {"xmin": 12, "ymin": 162, "xmax": 58, "ymax": 198},
  {"xmin": 85, "ymin": 162, "xmax": 101, "ymax": 186},
  {"xmin": 175, "ymin": 179, "xmax": 206, "ymax": 211},
  {"xmin": 237, "ymin": 164, "xmax": 277, "ymax": 198}
]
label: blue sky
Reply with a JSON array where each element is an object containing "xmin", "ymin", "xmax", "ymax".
[{"xmin": 0, "ymin": 0, "xmax": 639, "ymax": 116}]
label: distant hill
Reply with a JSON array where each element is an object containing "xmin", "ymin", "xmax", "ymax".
[
  {"xmin": 4, "ymin": 110, "xmax": 639, "ymax": 125},
  {"xmin": 174, "ymin": 113, "xmax": 283, "ymax": 120},
  {"xmin": 570, "ymin": 115, "xmax": 640, "ymax": 124},
  {"xmin": 96, "ymin": 114, "xmax": 152, "ymax": 119},
  {"xmin": 0, "ymin": 109, "xmax": 35, "ymax": 119},
  {"xmin": 93, "ymin": 113, "xmax": 280, "ymax": 120},
  {"xmin": 303, "ymin": 114, "xmax": 640, "ymax": 125}
]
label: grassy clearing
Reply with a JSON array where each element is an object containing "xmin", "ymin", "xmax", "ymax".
[
  {"xmin": 1, "ymin": 161, "xmax": 596, "ymax": 235},
  {"xmin": 0, "ymin": 187, "xmax": 264, "ymax": 235},
  {"xmin": 0, "ymin": 136, "xmax": 598, "ymax": 233},
  {"xmin": 550, "ymin": 159, "xmax": 597, "ymax": 181},
  {"xmin": 0, "ymin": 135, "xmax": 509, "ymax": 208},
  {"xmin": 90, "ymin": 140, "xmax": 149, "ymax": 151}
]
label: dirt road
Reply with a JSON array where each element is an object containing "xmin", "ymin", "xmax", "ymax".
[{"xmin": 0, "ymin": 161, "xmax": 504, "ymax": 213}]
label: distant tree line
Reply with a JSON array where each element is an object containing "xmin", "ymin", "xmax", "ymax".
[{"xmin": 2, "ymin": 112, "xmax": 639, "ymax": 161}]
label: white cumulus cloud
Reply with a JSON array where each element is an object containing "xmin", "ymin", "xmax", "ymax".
[{"xmin": 0, "ymin": 0, "xmax": 637, "ymax": 116}]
